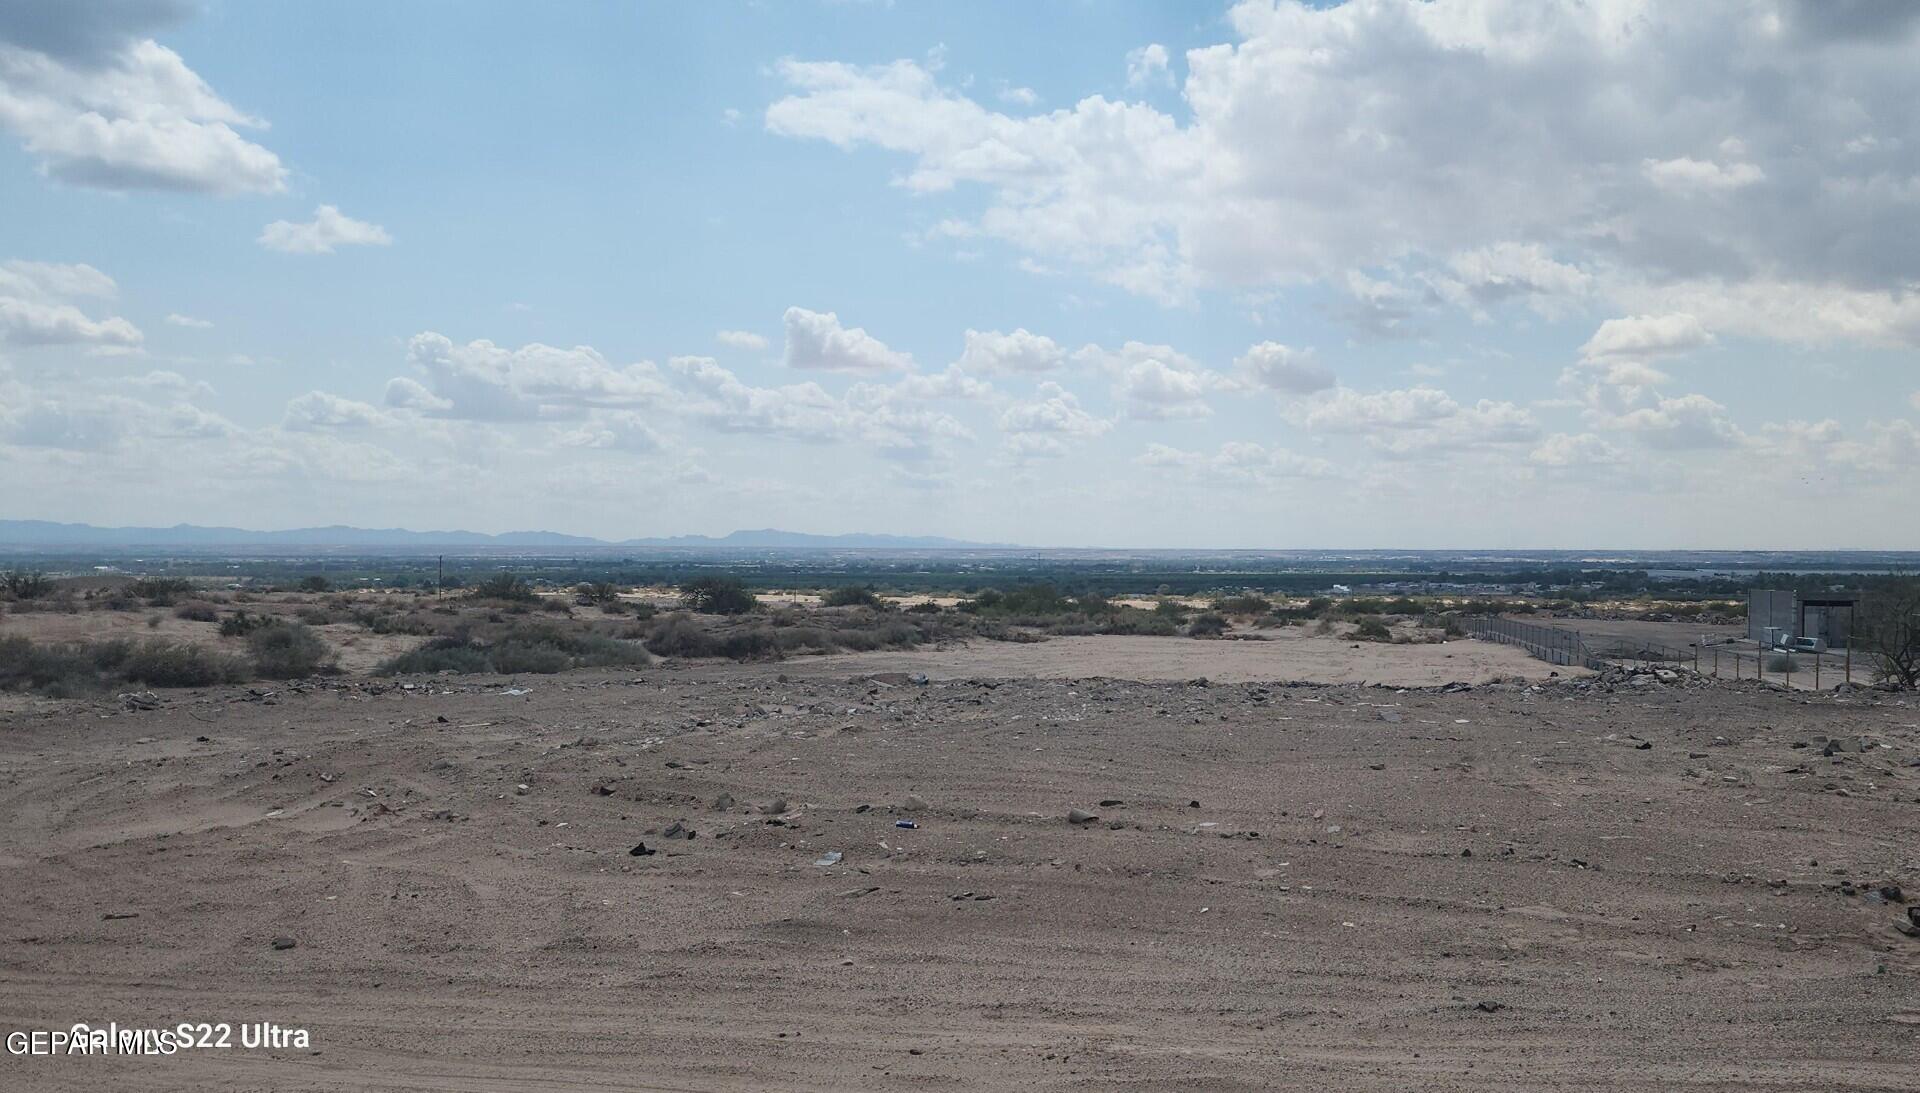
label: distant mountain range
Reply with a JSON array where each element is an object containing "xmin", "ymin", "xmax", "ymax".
[{"xmin": 0, "ymin": 520, "xmax": 1013, "ymax": 551}]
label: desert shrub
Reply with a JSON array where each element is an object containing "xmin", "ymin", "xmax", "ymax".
[
  {"xmin": 823, "ymin": 585, "xmax": 883, "ymax": 608},
  {"xmin": 1212, "ymin": 594, "xmax": 1272, "ymax": 616},
  {"xmin": 295, "ymin": 606, "xmax": 334, "ymax": 625},
  {"xmin": 0, "ymin": 635, "xmax": 94, "ymax": 694},
  {"xmin": 487, "ymin": 640, "xmax": 571, "ymax": 674},
  {"xmin": 247, "ymin": 621, "xmax": 332, "ymax": 678},
  {"xmin": 219, "ymin": 611, "xmax": 272, "ymax": 637},
  {"xmin": 714, "ymin": 627, "xmax": 781, "ymax": 660},
  {"xmin": 962, "ymin": 584, "xmax": 1069, "ymax": 616},
  {"xmin": 1076, "ymin": 593, "xmax": 1116, "ymax": 616},
  {"xmin": 575, "ymin": 581, "xmax": 623, "ymax": 606},
  {"xmin": 470, "ymin": 574, "xmax": 538, "ymax": 603},
  {"xmin": 174, "ymin": 600, "xmax": 220, "ymax": 622},
  {"xmin": 643, "ymin": 612, "xmax": 719, "ymax": 658},
  {"xmin": 1187, "ymin": 612, "xmax": 1228, "ymax": 638},
  {"xmin": 906, "ymin": 601, "xmax": 943, "ymax": 614},
  {"xmin": 127, "ymin": 578, "xmax": 195, "ymax": 606},
  {"xmin": 121, "ymin": 640, "xmax": 251, "ymax": 687},
  {"xmin": 380, "ymin": 638, "xmax": 493, "ymax": 676},
  {"xmin": 1354, "ymin": 617, "xmax": 1393, "ymax": 642},
  {"xmin": 378, "ymin": 624, "xmax": 648, "ymax": 676},
  {"xmin": 298, "ymin": 575, "xmax": 331, "ymax": 593},
  {"xmin": 1343, "ymin": 597, "xmax": 1385, "ymax": 616},
  {"xmin": 1384, "ymin": 597, "xmax": 1423, "ymax": 615},
  {"xmin": 1, "ymin": 571, "xmax": 53, "ymax": 599},
  {"xmin": 680, "ymin": 576, "xmax": 757, "ymax": 615},
  {"xmin": 1102, "ymin": 609, "xmax": 1179, "ymax": 637},
  {"xmin": 1153, "ymin": 599, "xmax": 1190, "ymax": 621}
]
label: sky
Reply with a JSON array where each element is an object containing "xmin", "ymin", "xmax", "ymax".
[{"xmin": 1, "ymin": 0, "xmax": 1917, "ymax": 549}]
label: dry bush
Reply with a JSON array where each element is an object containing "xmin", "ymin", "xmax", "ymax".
[{"xmin": 247, "ymin": 621, "xmax": 334, "ymax": 678}]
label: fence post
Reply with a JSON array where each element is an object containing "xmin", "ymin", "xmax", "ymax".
[{"xmin": 1815, "ymin": 651, "xmax": 1820, "ymax": 690}]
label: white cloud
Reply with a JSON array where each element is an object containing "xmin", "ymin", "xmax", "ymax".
[
  {"xmin": 1579, "ymin": 313, "xmax": 1712, "ymax": 363},
  {"xmin": 393, "ymin": 333, "xmax": 671, "ymax": 421},
  {"xmin": 769, "ymin": 2, "xmax": 1920, "ymax": 343},
  {"xmin": 1290, "ymin": 384, "xmax": 1538, "ymax": 457},
  {"xmin": 554, "ymin": 411, "xmax": 664, "ymax": 453},
  {"xmin": 998, "ymin": 381, "xmax": 1109, "ymax": 458},
  {"xmin": 1138, "ymin": 440, "xmax": 1335, "ymax": 483},
  {"xmin": 715, "ymin": 329, "xmax": 769, "ymax": 351},
  {"xmin": 283, "ymin": 391, "xmax": 389, "ymax": 432},
  {"xmin": 1529, "ymin": 432, "xmax": 1624, "ymax": 469},
  {"xmin": 997, "ymin": 85, "xmax": 1039, "ymax": 107},
  {"xmin": 0, "ymin": 6, "xmax": 286, "ymax": 194},
  {"xmin": 1236, "ymin": 341, "xmax": 1333, "ymax": 394},
  {"xmin": 1608, "ymin": 392, "xmax": 1744, "ymax": 450},
  {"xmin": 0, "ymin": 258, "xmax": 141, "ymax": 349},
  {"xmin": 955, "ymin": 327, "xmax": 1066, "ymax": 374},
  {"xmin": 671, "ymin": 356, "xmax": 969, "ymax": 460},
  {"xmin": 1114, "ymin": 357, "xmax": 1212, "ymax": 420},
  {"xmin": 1642, "ymin": 156, "xmax": 1765, "ymax": 193},
  {"xmin": 163, "ymin": 312, "xmax": 211, "ymax": 328},
  {"xmin": 258, "ymin": 206, "xmax": 393, "ymax": 255},
  {"xmin": 782, "ymin": 306, "xmax": 912, "ymax": 372},
  {"xmin": 1125, "ymin": 43, "xmax": 1171, "ymax": 88}
]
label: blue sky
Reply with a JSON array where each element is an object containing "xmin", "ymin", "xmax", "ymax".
[{"xmin": 1, "ymin": 1, "xmax": 1917, "ymax": 547}]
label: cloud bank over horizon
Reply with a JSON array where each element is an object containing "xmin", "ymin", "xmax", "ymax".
[{"xmin": 1, "ymin": 1, "xmax": 1916, "ymax": 547}]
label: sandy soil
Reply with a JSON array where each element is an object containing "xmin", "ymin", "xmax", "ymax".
[
  {"xmin": 1, "ymin": 649, "xmax": 1917, "ymax": 1090},
  {"xmin": 802, "ymin": 631, "xmax": 1572, "ymax": 687}
]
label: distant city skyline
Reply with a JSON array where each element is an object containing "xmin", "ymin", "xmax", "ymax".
[{"xmin": 2, "ymin": 2, "xmax": 1917, "ymax": 548}]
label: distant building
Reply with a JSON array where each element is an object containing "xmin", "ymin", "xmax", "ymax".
[{"xmin": 1747, "ymin": 589, "xmax": 1857, "ymax": 649}]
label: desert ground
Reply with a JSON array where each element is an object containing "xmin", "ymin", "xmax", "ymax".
[{"xmin": 2, "ymin": 636, "xmax": 1918, "ymax": 1091}]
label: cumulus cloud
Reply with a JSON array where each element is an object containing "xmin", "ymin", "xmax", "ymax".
[
  {"xmin": 1579, "ymin": 313, "xmax": 1712, "ymax": 363},
  {"xmin": 998, "ymin": 381, "xmax": 1110, "ymax": 458},
  {"xmin": 1236, "ymin": 341, "xmax": 1333, "ymax": 394},
  {"xmin": 1138, "ymin": 440, "xmax": 1334, "ymax": 483},
  {"xmin": 0, "ymin": 4, "xmax": 285, "ymax": 193},
  {"xmin": 1112, "ymin": 355, "xmax": 1219, "ymax": 420},
  {"xmin": 163, "ymin": 312, "xmax": 211, "ymax": 328},
  {"xmin": 391, "ymin": 333, "xmax": 670, "ymax": 422},
  {"xmin": 283, "ymin": 391, "xmax": 389, "ymax": 432},
  {"xmin": 1125, "ymin": 43, "xmax": 1171, "ymax": 88},
  {"xmin": 258, "ymin": 205, "xmax": 393, "ymax": 255},
  {"xmin": 1642, "ymin": 155, "xmax": 1765, "ymax": 193},
  {"xmin": 715, "ymin": 329, "xmax": 769, "ymax": 351},
  {"xmin": 1607, "ymin": 392, "xmax": 1744, "ymax": 450},
  {"xmin": 955, "ymin": 327, "xmax": 1066, "ymax": 374},
  {"xmin": 0, "ymin": 258, "xmax": 141, "ymax": 349},
  {"xmin": 671, "ymin": 355, "xmax": 968, "ymax": 459},
  {"xmin": 768, "ymin": 1, "xmax": 1920, "ymax": 343},
  {"xmin": 1529, "ymin": 432, "xmax": 1625, "ymax": 469},
  {"xmin": 782, "ymin": 306, "xmax": 912, "ymax": 372},
  {"xmin": 997, "ymin": 84, "xmax": 1039, "ymax": 107},
  {"xmin": 1290, "ymin": 385, "xmax": 1538, "ymax": 457},
  {"xmin": 554, "ymin": 410, "xmax": 664, "ymax": 453}
]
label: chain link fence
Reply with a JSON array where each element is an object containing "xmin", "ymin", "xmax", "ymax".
[{"xmin": 1463, "ymin": 617, "xmax": 1864, "ymax": 688}]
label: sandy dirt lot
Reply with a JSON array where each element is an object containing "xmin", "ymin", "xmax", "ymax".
[
  {"xmin": 807, "ymin": 630, "xmax": 1568, "ymax": 687},
  {"xmin": 1, "ymin": 649, "xmax": 1917, "ymax": 1091}
]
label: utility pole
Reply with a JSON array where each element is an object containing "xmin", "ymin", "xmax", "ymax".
[{"xmin": 438, "ymin": 554, "xmax": 444, "ymax": 592}]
